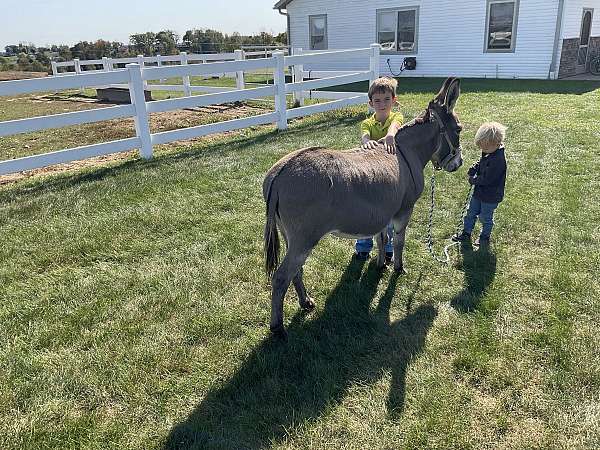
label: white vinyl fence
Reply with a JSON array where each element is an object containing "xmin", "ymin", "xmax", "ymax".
[
  {"xmin": 51, "ymin": 49, "xmax": 291, "ymax": 95},
  {"xmin": 0, "ymin": 45, "xmax": 380, "ymax": 177}
]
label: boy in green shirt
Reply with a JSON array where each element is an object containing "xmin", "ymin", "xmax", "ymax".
[{"xmin": 356, "ymin": 77, "xmax": 404, "ymax": 261}]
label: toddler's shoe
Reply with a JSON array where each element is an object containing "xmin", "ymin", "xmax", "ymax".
[
  {"xmin": 451, "ymin": 231, "xmax": 471, "ymax": 242},
  {"xmin": 355, "ymin": 251, "xmax": 370, "ymax": 261}
]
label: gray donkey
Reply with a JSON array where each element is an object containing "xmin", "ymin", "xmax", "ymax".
[{"xmin": 263, "ymin": 77, "xmax": 464, "ymax": 338}]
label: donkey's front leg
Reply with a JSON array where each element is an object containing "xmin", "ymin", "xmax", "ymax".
[{"xmin": 392, "ymin": 207, "xmax": 414, "ymax": 274}]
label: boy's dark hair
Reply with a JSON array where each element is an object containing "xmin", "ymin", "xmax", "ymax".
[{"xmin": 368, "ymin": 77, "xmax": 398, "ymax": 100}]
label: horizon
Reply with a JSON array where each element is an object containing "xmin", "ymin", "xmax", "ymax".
[{"xmin": 1, "ymin": 0, "xmax": 286, "ymax": 49}]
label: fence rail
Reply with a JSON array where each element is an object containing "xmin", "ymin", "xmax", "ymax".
[{"xmin": 0, "ymin": 45, "xmax": 380, "ymax": 177}]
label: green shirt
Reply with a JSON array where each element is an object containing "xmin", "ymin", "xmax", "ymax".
[{"xmin": 360, "ymin": 111, "xmax": 404, "ymax": 141}]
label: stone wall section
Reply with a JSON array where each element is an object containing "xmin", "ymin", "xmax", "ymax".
[
  {"xmin": 558, "ymin": 36, "xmax": 600, "ymax": 78},
  {"xmin": 558, "ymin": 38, "xmax": 580, "ymax": 78}
]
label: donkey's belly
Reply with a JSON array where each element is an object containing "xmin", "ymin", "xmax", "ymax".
[{"xmin": 330, "ymin": 231, "xmax": 373, "ymax": 240}]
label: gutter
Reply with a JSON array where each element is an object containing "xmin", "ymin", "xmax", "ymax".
[
  {"xmin": 549, "ymin": 0, "xmax": 566, "ymax": 79},
  {"xmin": 277, "ymin": 8, "xmax": 291, "ymax": 49}
]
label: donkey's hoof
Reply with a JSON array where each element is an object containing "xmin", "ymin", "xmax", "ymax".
[
  {"xmin": 270, "ymin": 324, "xmax": 288, "ymax": 340},
  {"xmin": 394, "ymin": 265, "xmax": 407, "ymax": 275},
  {"xmin": 300, "ymin": 297, "xmax": 316, "ymax": 311}
]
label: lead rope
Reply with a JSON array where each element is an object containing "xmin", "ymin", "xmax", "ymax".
[{"xmin": 426, "ymin": 172, "xmax": 474, "ymax": 264}]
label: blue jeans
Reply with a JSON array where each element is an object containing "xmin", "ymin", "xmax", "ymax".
[
  {"xmin": 355, "ymin": 223, "xmax": 394, "ymax": 254},
  {"xmin": 463, "ymin": 196, "xmax": 498, "ymax": 239}
]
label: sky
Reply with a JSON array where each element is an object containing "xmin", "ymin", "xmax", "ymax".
[{"xmin": 1, "ymin": 0, "xmax": 287, "ymax": 48}]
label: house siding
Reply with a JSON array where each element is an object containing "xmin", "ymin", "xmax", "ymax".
[{"xmin": 287, "ymin": 0, "xmax": 561, "ymax": 79}]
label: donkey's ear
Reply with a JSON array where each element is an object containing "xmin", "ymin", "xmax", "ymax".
[
  {"xmin": 422, "ymin": 105, "xmax": 432, "ymax": 122},
  {"xmin": 444, "ymin": 78, "xmax": 460, "ymax": 112},
  {"xmin": 434, "ymin": 77, "xmax": 454, "ymax": 104}
]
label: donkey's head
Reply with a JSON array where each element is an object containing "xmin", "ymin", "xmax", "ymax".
[{"xmin": 424, "ymin": 77, "xmax": 463, "ymax": 172}]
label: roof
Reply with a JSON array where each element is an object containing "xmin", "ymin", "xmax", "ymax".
[{"xmin": 273, "ymin": 0, "xmax": 293, "ymax": 9}]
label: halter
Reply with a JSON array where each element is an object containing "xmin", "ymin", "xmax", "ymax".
[{"xmin": 429, "ymin": 108, "xmax": 462, "ymax": 171}]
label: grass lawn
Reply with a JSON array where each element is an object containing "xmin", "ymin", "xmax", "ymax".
[{"xmin": 0, "ymin": 78, "xmax": 599, "ymax": 449}]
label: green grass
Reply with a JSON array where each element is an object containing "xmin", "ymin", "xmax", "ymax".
[{"xmin": 1, "ymin": 78, "xmax": 600, "ymax": 449}]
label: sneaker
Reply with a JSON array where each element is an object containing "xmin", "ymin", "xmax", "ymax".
[
  {"xmin": 451, "ymin": 231, "xmax": 471, "ymax": 242},
  {"xmin": 385, "ymin": 252, "xmax": 393, "ymax": 264},
  {"xmin": 474, "ymin": 236, "xmax": 490, "ymax": 246},
  {"xmin": 355, "ymin": 251, "xmax": 370, "ymax": 260}
]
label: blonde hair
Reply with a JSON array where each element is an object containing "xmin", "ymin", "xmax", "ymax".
[
  {"xmin": 475, "ymin": 121, "xmax": 507, "ymax": 148},
  {"xmin": 368, "ymin": 77, "xmax": 398, "ymax": 99}
]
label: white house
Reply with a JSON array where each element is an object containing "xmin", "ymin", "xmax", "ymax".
[{"xmin": 274, "ymin": 0, "xmax": 600, "ymax": 79}]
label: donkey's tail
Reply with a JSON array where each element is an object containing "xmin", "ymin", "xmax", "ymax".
[{"xmin": 264, "ymin": 181, "xmax": 280, "ymax": 279}]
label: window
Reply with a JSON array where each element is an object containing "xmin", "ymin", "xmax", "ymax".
[
  {"xmin": 486, "ymin": 0, "xmax": 519, "ymax": 52},
  {"xmin": 309, "ymin": 15, "xmax": 327, "ymax": 50},
  {"xmin": 377, "ymin": 7, "xmax": 419, "ymax": 53}
]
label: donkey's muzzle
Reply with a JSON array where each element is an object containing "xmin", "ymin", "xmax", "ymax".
[{"xmin": 443, "ymin": 148, "xmax": 463, "ymax": 172}]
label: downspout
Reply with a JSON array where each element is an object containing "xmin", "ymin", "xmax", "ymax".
[
  {"xmin": 549, "ymin": 0, "xmax": 566, "ymax": 79},
  {"xmin": 278, "ymin": 8, "xmax": 291, "ymax": 49}
]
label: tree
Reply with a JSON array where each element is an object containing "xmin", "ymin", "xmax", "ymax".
[
  {"xmin": 275, "ymin": 32, "xmax": 287, "ymax": 45},
  {"xmin": 16, "ymin": 52, "xmax": 33, "ymax": 70},
  {"xmin": 0, "ymin": 56, "xmax": 15, "ymax": 71},
  {"xmin": 130, "ymin": 32, "xmax": 156, "ymax": 55},
  {"xmin": 57, "ymin": 45, "xmax": 72, "ymax": 61},
  {"xmin": 155, "ymin": 30, "xmax": 179, "ymax": 55}
]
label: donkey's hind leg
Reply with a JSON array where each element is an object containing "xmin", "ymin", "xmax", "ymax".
[
  {"xmin": 270, "ymin": 242, "xmax": 314, "ymax": 339},
  {"xmin": 293, "ymin": 267, "xmax": 315, "ymax": 311},
  {"xmin": 279, "ymin": 225, "xmax": 316, "ymax": 312}
]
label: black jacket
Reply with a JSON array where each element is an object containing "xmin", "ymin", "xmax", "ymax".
[{"xmin": 468, "ymin": 147, "xmax": 507, "ymax": 203}]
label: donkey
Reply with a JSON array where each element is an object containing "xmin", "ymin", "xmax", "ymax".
[{"xmin": 263, "ymin": 77, "xmax": 463, "ymax": 338}]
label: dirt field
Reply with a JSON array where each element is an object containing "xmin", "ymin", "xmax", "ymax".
[{"xmin": 0, "ymin": 71, "xmax": 48, "ymax": 81}]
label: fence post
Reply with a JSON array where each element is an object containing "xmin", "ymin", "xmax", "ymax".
[
  {"xmin": 156, "ymin": 54, "xmax": 166, "ymax": 83},
  {"xmin": 292, "ymin": 47, "xmax": 304, "ymax": 107},
  {"xmin": 234, "ymin": 49, "xmax": 245, "ymax": 90},
  {"xmin": 273, "ymin": 51, "xmax": 288, "ymax": 130},
  {"xmin": 74, "ymin": 58, "xmax": 83, "ymax": 93},
  {"xmin": 137, "ymin": 55, "xmax": 148, "ymax": 88},
  {"xmin": 51, "ymin": 61, "xmax": 59, "ymax": 94},
  {"xmin": 180, "ymin": 51, "xmax": 192, "ymax": 96},
  {"xmin": 368, "ymin": 44, "xmax": 380, "ymax": 112},
  {"xmin": 126, "ymin": 63, "xmax": 153, "ymax": 159},
  {"xmin": 102, "ymin": 57, "xmax": 111, "ymax": 72},
  {"xmin": 369, "ymin": 43, "xmax": 380, "ymax": 84}
]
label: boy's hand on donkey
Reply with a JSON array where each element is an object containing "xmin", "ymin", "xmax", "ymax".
[
  {"xmin": 382, "ymin": 134, "xmax": 397, "ymax": 154},
  {"xmin": 361, "ymin": 139, "xmax": 379, "ymax": 150}
]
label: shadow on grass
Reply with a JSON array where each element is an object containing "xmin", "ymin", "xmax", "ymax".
[
  {"xmin": 324, "ymin": 77, "xmax": 600, "ymax": 95},
  {"xmin": 450, "ymin": 243, "xmax": 497, "ymax": 312},
  {"xmin": 162, "ymin": 258, "xmax": 435, "ymax": 449}
]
